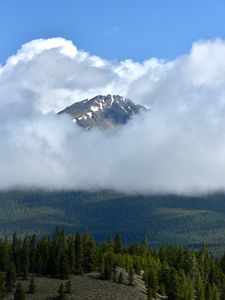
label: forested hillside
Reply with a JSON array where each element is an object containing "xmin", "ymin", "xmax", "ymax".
[
  {"xmin": 0, "ymin": 228, "xmax": 224, "ymax": 299},
  {"xmin": 1, "ymin": 191, "xmax": 225, "ymax": 255}
]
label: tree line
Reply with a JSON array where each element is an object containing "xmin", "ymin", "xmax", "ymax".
[{"xmin": 0, "ymin": 228, "xmax": 225, "ymax": 299}]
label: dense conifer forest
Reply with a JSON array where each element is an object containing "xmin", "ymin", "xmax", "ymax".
[
  {"xmin": 0, "ymin": 228, "xmax": 225, "ymax": 299},
  {"xmin": 1, "ymin": 190, "xmax": 225, "ymax": 255}
]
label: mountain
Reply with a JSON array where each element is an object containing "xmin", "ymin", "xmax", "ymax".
[{"xmin": 58, "ymin": 94, "xmax": 148, "ymax": 129}]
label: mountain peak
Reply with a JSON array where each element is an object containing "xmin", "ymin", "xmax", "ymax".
[{"xmin": 59, "ymin": 94, "xmax": 148, "ymax": 129}]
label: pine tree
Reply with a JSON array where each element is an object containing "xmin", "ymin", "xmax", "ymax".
[
  {"xmin": 113, "ymin": 233, "xmax": 123, "ymax": 254},
  {"xmin": 60, "ymin": 254, "xmax": 69, "ymax": 279},
  {"xmin": 118, "ymin": 271, "xmax": 124, "ymax": 284},
  {"xmin": 29, "ymin": 234, "xmax": 37, "ymax": 273},
  {"xmin": 83, "ymin": 238, "xmax": 96, "ymax": 273},
  {"xmin": 103, "ymin": 254, "xmax": 113, "ymax": 280},
  {"xmin": 112, "ymin": 263, "xmax": 117, "ymax": 282},
  {"xmin": 212, "ymin": 283, "xmax": 220, "ymax": 300},
  {"xmin": 12, "ymin": 233, "xmax": 21, "ymax": 276},
  {"xmin": 0, "ymin": 238, "xmax": 10, "ymax": 272},
  {"xmin": 57, "ymin": 283, "xmax": 66, "ymax": 300},
  {"xmin": 195, "ymin": 270, "xmax": 205, "ymax": 300},
  {"xmin": 14, "ymin": 282, "xmax": 26, "ymax": 300},
  {"xmin": 128, "ymin": 267, "xmax": 134, "ymax": 286},
  {"xmin": 22, "ymin": 235, "xmax": 30, "ymax": 280},
  {"xmin": 145, "ymin": 268, "xmax": 158, "ymax": 300},
  {"xmin": 6, "ymin": 263, "xmax": 16, "ymax": 292},
  {"xmin": 74, "ymin": 233, "xmax": 83, "ymax": 275},
  {"xmin": 28, "ymin": 277, "xmax": 35, "ymax": 294},
  {"xmin": 206, "ymin": 283, "xmax": 213, "ymax": 300},
  {"xmin": 0, "ymin": 273, "xmax": 6, "ymax": 300},
  {"xmin": 68, "ymin": 237, "xmax": 75, "ymax": 274},
  {"xmin": 140, "ymin": 237, "xmax": 148, "ymax": 256},
  {"xmin": 65, "ymin": 280, "xmax": 72, "ymax": 294}
]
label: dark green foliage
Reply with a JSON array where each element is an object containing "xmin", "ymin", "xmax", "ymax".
[
  {"xmin": 112, "ymin": 263, "xmax": 117, "ymax": 282},
  {"xmin": 28, "ymin": 277, "xmax": 35, "ymax": 294},
  {"xmin": 5, "ymin": 190, "xmax": 225, "ymax": 256},
  {"xmin": 83, "ymin": 233, "xmax": 96, "ymax": 273},
  {"xmin": 103, "ymin": 254, "xmax": 113, "ymax": 280},
  {"xmin": 113, "ymin": 233, "xmax": 123, "ymax": 254},
  {"xmin": 22, "ymin": 235, "xmax": 29, "ymax": 280},
  {"xmin": 57, "ymin": 283, "xmax": 66, "ymax": 300},
  {"xmin": 14, "ymin": 283, "xmax": 26, "ymax": 300},
  {"xmin": 6, "ymin": 263, "xmax": 16, "ymax": 292},
  {"xmin": 1, "ymin": 228, "xmax": 225, "ymax": 299},
  {"xmin": 118, "ymin": 272, "xmax": 124, "ymax": 284},
  {"xmin": 128, "ymin": 267, "xmax": 134, "ymax": 286},
  {"xmin": 0, "ymin": 273, "xmax": 6, "ymax": 300},
  {"xmin": 145, "ymin": 268, "xmax": 158, "ymax": 300},
  {"xmin": 65, "ymin": 280, "xmax": 72, "ymax": 294},
  {"xmin": 74, "ymin": 232, "xmax": 84, "ymax": 275}
]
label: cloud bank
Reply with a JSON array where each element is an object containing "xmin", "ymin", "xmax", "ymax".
[{"xmin": 1, "ymin": 37, "xmax": 225, "ymax": 194}]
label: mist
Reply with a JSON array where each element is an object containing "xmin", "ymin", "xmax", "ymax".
[{"xmin": 1, "ymin": 37, "xmax": 225, "ymax": 194}]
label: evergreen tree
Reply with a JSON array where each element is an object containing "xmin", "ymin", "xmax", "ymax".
[
  {"xmin": 112, "ymin": 263, "xmax": 117, "ymax": 282},
  {"xmin": 195, "ymin": 270, "xmax": 205, "ymax": 300},
  {"xmin": 128, "ymin": 267, "xmax": 134, "ymax": 286},
  {"xmin": 211, "ymin": 283, "xmax": 220, "ymax": 300},
  {"xmin": 6, "ymin": 263, "xmax": 16, "ymax": 292},
  {"xmin": 60, "ymin": 254, "xmax": 69, "ymax": 280},
  {"xmin": 118, "ymin": 271, "xmax": 124, "ymax": 284},
  {"xmin": 0, "ymin": 273, "xmax": 6, "ymax": 300},
  {"xmin": 0, "ymin": 238, "xmax": 10, "ymax": 272},
  {"xmin": 29, "ymin": 234, "xmax": 37, "ymax": 273},
  {"xmin": 65, "ymin": 280, "xmax": 72, "ymax": 294},
  {"xmin": 145, "ymin": 268, "xmax": 158, "ymax": 300},
  {"xmin": 140, "ymin": 237, "xmax": 148, "ymax": 256},
  {"xmin": 14, "ymin": 283, "xmax": 26, "ymax": 300},
  {"xmin": 12, "ymin": 233, "xmax": 21, "ymax": 276},
  {"xmin": 28, "ymin": 277, "xmax": 35, "ymax": 294},
  {"xmin": 113, "ymin": 233, "xmax": 123, "ymax": 254},
  {"xmin": 83, "ymin": 238, "xmax": 96, "ymax": 273},
  {"xmin": 206, "ymin": 283, "xmax": 213, "ymax": 300},
  {"xmin": 57, "ymin": 283, "xmax": 66, "ymax": 300},
  {"xmin": 22, "ymin": 235, "xmax": 30, "ymax": 280},
  {"xmin": 103, "ymin": 253, "xmax": 113, "ymax": 280},
  {"xmin": 68, "ymin": 237, "xmax": 75, "ymax": 274},
  {"xmin": 74, "ymin": 233, "xmax": 83, "ymax": 275}
]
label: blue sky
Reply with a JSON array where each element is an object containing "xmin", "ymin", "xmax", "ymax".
[{"xmin": 1, "ymin": 0, "xmax": 225, "ymax": 64}]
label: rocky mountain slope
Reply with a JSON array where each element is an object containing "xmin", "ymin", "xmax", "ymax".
[{"xmin": 58, "ymin": 94, "xmax": 148, "ymax": 129}]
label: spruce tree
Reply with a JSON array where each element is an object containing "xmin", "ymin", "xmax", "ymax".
[
  {"xmin": 65, "ymin": 280, "xmax": 72, "ymax": 294},
  {"xmin": 118, "ymin": 272, "xmax": 124, "ymax": 284},
  {"xmin": 0, "ymin": 273, "xmax": 6, "ymax": 300},
  {"xmin": 128, "ymin": 267, "xmax": 134, "ymax": 286},
  {"xmin": 145, "ymin": 268, "xmax": 158, "ymax": 300},
  {"xmin": 29, "ymin": 234, "xmax": 37, "ymax": 273},
  {"xmin": 14, "ymin": 282, "xmax": 26, "ymax": 300},
  {"xmin": 112, "ymin": 264, "xmax": 117, "ymax": 282},
  {"xmin": 113, "ymin": 233, "xmax": 123, "ymax": 254},
  {"xmin": 103, "ymin": 254, "xmax": 113, "ymax": 280},
  {"xmin": 140, "ymin": 237, "xmax": 148, "ymax": 256},
  {"xmin": 68, "ymin": 237, "xmax": 75, "ymax": 274},
  {"xmin": 60, "ymin": 254, "xmax": 69, "ymax": 279},
  {"xmin": 212, "ymin": 283, "xmax": 220, "ymax": 300},
  {"xmin": 195, "ymin": 271, "xmax": 205, "ymax": 300},
  {"xmin": 6, "ymin": 263, "xmax": 16, "ymax": 292},
  {"xmin": 83, "ymin": 238, "xmax": 96, "ymax": 273},
  {"xmin": 57, "ymin": 283, "xmax": 66, "ymax": 300},
  {"xmin": 28, "ymin": 277, "xmax": 35, "ymax": 294},
  {"xmin": 74, "ymin": 233, "xmax": 83, "ymax": 275},
  {"xmin": 12, "ymin": 233, "xmax": 21, "ymax": 276}
]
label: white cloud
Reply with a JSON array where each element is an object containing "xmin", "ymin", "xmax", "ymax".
[{"xmin": 1, "ymin": 37, "xmax": 225, "ymax": 194}]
